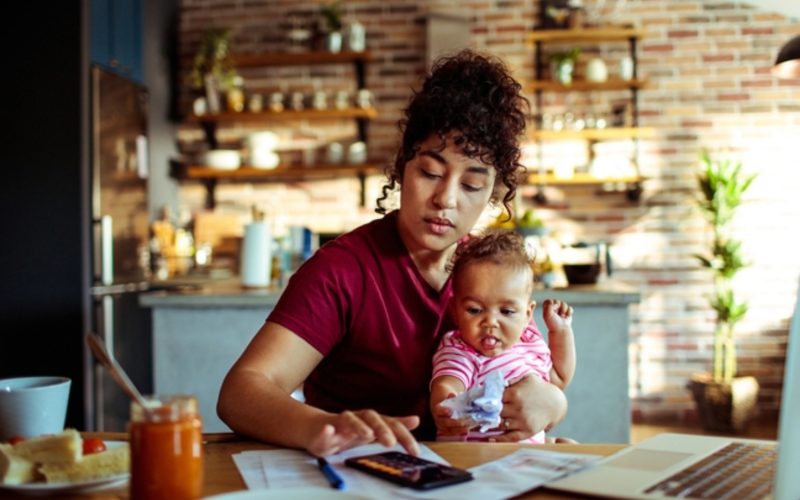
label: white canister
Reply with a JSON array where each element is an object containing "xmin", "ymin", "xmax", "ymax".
[
  {"xmin": 619, "ymin": 56, "xmax": 634, "ymax": 80},
  {"xmin": 347, "ymin": 20, "xmax": 366, "ymax": 52},
  {"xmin": 586, "ymin": 57, "xmax": 608, "ymax": 83},
  {"xmin": 240, "ymin": 221, "xmax": 272, "ymax": 288}
]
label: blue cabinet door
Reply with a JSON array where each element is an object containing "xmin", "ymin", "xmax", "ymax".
[{"xmin": 90, "ymin": 0, "xmax": 142, "ymax": 83}]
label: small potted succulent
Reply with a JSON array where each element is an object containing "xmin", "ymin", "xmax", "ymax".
[
  {"xmin": 515, "ymin": 208, "xmax": 549, "ymax": 238},
  {"xmin": 190, "ymin": 29, "xmax": 239, "ymax": 113},
  {"xmin": 318, "ymin": 1, "xmax": 344, "ymax": 52},
  {"xmin": 550, "ymin": 48, "xmax": 581, "ymax": 86}
]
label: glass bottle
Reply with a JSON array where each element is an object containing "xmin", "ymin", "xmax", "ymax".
[{"xmin": 129, "ymin": 395, "xmax": 203, "ymax": 500}]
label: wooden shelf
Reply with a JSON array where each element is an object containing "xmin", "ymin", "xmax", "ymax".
[
  {"xmin": 186, "ymin": 107, "xmax": 378, "ymax": 124},
  {"xmin": 530, "ymin": 127, "xmax": 655, "ymax": 140},
  {"xmin": 230, "ymin": 50, "xmax": 374, "ymax": 68},
  {"xmin": 172, "ymin": 163, "xmax": 382, "ymax": 182},
  {"xmin": 526, "ymin": 173, "xmax": 642, "ymax": 185},
  {"xmin": 527, "ymin": 28, "xmax": 645, "ymax": 43},
  {"xmin": 529, "ymin": 78, "xmax": 648, "ymax": 92}
]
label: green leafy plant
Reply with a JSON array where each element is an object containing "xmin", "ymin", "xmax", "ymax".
[
  {"xmin": 516, "ymin": 208, "xmax": 544, "ymax": 228},
  {"xmin": 549, "ymin": 47, "xmax": 581, "ymax": 66},
  {"xmin": 694, "ymin": 150, "xmax": 756, "ymax": 383},
  {"xmin": 319, "ymin": 1, "xmax": 343, "ymax": 32},
  {"xmin": 549, "ymin": 48, "xmax": 581, "ymax": 85},
  {"xmin": 190, "ymin": 29, "xmax": 239, "ymax": 92}
]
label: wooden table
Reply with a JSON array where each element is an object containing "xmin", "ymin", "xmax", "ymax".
[{"xmin": 8, "ymin": 433, "xmax": 626, "ymax": 499}]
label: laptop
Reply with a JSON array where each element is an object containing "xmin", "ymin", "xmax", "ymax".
[{"xmin": 547, "ymin": 280, "xmax": 800, "ymax": 500}]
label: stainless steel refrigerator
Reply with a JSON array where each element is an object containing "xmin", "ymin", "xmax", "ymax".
[{"xmin": 84, "ymin": 66, "xmax": 153, "ymax": 431}]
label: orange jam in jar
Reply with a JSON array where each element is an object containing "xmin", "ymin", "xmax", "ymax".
[{"xmin": 129, "ymin": 395, "xmax": 203, "ymax": 500}]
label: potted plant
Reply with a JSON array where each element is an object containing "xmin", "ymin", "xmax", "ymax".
[
  {"xmin": 549, "ymin": 48, "xmax": 581, "ymax": 86},
  {"xmin": 515, "ymin": 208, "xmax": 548, "ymax": 238},
  {"xmin": 318, "ymin": 1, "xmax": 343, "ymax": 52},
  {"xmin": 190, "ymin": 29, "xmax": 239, "ymax": 113},
  {"xmin": 687, "ymin": 150, "xmax": 759, "ymax": 433},
  {"xmin": 537, "ymin": 255, "xmax": 558, "ymax": 289}
]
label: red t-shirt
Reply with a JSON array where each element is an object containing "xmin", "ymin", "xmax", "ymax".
[{"xmin": 267, "ymin": 211, "xmax": 454, "ymax": 439}]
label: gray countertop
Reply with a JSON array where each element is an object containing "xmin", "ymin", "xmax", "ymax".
[{"xmin": 139, "ymin": 278, "xmax": 640, "ymax": 308}]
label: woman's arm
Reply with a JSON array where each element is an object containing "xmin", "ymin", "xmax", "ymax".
[{"xmin": 217, "ymin": 321, "xmax": 420, "ymax": 456}]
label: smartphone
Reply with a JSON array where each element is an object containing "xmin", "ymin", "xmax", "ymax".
[{"xmin": 344, "ymin": 451, "xmax": 473, "ymax": 490}]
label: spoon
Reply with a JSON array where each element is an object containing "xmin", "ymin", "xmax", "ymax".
[{"xmin": 85, "ymin": 333, "xmax": 153, "ymax": 416}]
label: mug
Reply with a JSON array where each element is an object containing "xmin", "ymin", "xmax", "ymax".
[{"xmin": 0, "ymin": 376, "xmax": 71, "ymax": 441}]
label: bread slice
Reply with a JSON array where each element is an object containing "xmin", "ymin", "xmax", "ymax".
[
  {"xmin": 12, "ymin": 429, "xmax": 82, "ymax": 465},
  {"xmin": 0, "ymin": 444, "xmax": 38, "ymax": 485},
  {"xmin": 39, "ymin": 443, "xmax": 129, "ymax": 483}
]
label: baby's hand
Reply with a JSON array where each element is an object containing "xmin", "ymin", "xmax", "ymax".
[
  {"xmin": 542, "ymin": 299, "xmax": 573, "ymax": 334},
  {"xmin": 432, "ymin": 396, "xmax": 470, "ymax": 437}
]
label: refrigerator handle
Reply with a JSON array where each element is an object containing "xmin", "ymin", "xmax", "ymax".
[
  {"xmin": 136, "ymin": 135, "xmax": 149, "ymax": 178},
  {"xmin": 94, "ymin": 215, "xmax": 113, "ymax": 285}
]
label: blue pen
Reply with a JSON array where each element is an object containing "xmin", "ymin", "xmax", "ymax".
[{"xmin": 317, "ymin": 457, "xmax": 345, "ymax": 490}]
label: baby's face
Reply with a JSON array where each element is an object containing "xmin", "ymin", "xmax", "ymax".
[{"xmin": 450, "ymin": 261, "xmax": 535, "ymax": 357}]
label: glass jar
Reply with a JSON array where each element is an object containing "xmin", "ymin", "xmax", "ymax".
[
  {"xmin": 129, "ymin": 395, "xmax": 203, "ymax": 500},
  {"xmin": 226, "ymin": 76, "xmax": 245, "ymax": 113}
]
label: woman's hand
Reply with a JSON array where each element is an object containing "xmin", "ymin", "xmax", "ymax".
[
  {"xmin": 492, "ymin": 374, "xmax": 567, "ymax": 442},
  {"xmin": 308, "ymin": 410, "xmax": 420, "ymax": 457}
]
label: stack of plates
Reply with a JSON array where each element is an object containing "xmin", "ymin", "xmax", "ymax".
[{"xmin": 203, "ymin": 150, "xmax": 241, "ymax": 170}]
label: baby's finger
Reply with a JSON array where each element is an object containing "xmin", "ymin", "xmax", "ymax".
[{"xmin": 433, "ymin": 403, "xmax": 454, "ymax": 418}]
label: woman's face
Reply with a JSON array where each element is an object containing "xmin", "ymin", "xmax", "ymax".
[{"xmin": 397, "ymin": 133, "xmax": 496, "ymax": 255}]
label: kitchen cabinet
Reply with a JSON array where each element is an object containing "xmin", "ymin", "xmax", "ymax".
[
  {"xmin": 173, "ymin": 50, "xmax": 377, "ymax": 209},
  {"xmin": 526, "ymin": 28, "xmax": 652, "ymax": 202},
  {"xmin": 90, "ymin": 0, "xmax": 143, "ymax": 83}
]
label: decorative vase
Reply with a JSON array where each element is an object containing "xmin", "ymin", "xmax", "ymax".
[
  {"xmin": 586, "ymin": 57, "xmax": 609, "ymax": 83},
  {"xmin": 687, "ymin": 374, "xmax": 760, "ymax": 433},
  {"xmin": 325, "ymin": 31, "xmax": 342, "ymax": 52}
]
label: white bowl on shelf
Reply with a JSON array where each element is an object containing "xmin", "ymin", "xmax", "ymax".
[
  {"xmin": 250, "ymin": 149, "xmax": 280, "ymax": 170},
  {"xmin": 202, "ymin": 150, "xmax": 241, "ymax": 170}
]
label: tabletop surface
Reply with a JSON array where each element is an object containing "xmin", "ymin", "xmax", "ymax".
[{"xmin": 3, "ymin": 432, "xmax": 627, "ymax": 499}]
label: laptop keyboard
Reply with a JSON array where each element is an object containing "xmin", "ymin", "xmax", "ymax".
[{"xmin": 643, "ymin": 442, "xmax": 776, "ymax": 499}]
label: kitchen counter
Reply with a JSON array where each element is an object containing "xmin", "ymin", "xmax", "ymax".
[
  {"xmin": 139, "ymin": 278, "xmax": 639, "ymax": 308},
  {"xmin": 140, "ymin": 279, "xmax": 640, "ymax": 439}
]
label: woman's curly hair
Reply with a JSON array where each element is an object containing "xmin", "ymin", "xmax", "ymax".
[
  {"xmin": 375, "ymin": 49, "xmax": 529, "ymax": 218},
  {"xmin": 448, "ymin": 229, "xmax": 534, "ymax": 291}
]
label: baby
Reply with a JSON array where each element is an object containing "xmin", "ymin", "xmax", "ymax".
[{"xmin": 430, "ymin": 229, "xmax": 576, "ymax": 443}]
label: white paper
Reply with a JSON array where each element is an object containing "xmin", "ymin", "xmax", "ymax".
[
  {"xmin": 232, "ymin": 445, "xmax": 601, "ymax": 499},
  {"xmin": 397, "ymin": 448, "xmax": 601, "ymax": 500},
  {"xmin": 235, "ymin": 443, "xmax": 450, "ymax": 496},
  {"xmin": 230, "ymin": 452, "xmax": 267, "ymax": 489}
]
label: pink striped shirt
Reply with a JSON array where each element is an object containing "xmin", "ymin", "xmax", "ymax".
[{"xmin": 432, "ymin": 324, "xmax": 553, "ymax": 443}]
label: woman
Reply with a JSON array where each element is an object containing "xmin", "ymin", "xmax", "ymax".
[{"xmin": 217, "ymin": 50, "xmax": 567, "ymax": 457}]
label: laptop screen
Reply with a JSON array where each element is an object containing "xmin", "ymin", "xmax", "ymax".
[{"xmin": 774, "ymin": 279, "xmax": 800, "ymax": 500}]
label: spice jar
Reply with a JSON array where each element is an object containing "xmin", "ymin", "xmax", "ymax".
[
  {"xmin": 129, "ymin": 395, "xmax": 203, "ymax": 500},
  {"xmin": 226, "ymin": 76, "xmax": 245, "ymax": 113}
]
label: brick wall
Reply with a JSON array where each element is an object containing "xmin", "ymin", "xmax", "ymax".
[{"xmin": 176, "ymin": 0, "xmax": 800, "ymax": 424}]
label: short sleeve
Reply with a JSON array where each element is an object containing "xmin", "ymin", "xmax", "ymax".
[{"xmin": 267, "ymin": 245, "xmax": 360, "ymax": 355}]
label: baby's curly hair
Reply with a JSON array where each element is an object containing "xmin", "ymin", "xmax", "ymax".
[
  {"xmin": 375, "ymin": 49, "xmax": 529, "ymax": 217},
  {"xmin": 449, "ymin": 229, "xmax": 534, "ymax": 292}
]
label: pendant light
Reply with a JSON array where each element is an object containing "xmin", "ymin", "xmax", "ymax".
[{"xmin": 772, "ymin": 34, "xmax": 800, "ymax": 79}]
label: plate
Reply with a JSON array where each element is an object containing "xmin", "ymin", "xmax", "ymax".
[
  {"xmin": 204, "ymin": 487, "xmax": 371, "ymax": 500},
  {"xmin": 0, "ymin": 440, "xmax": 129, "ymax": 496}
]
